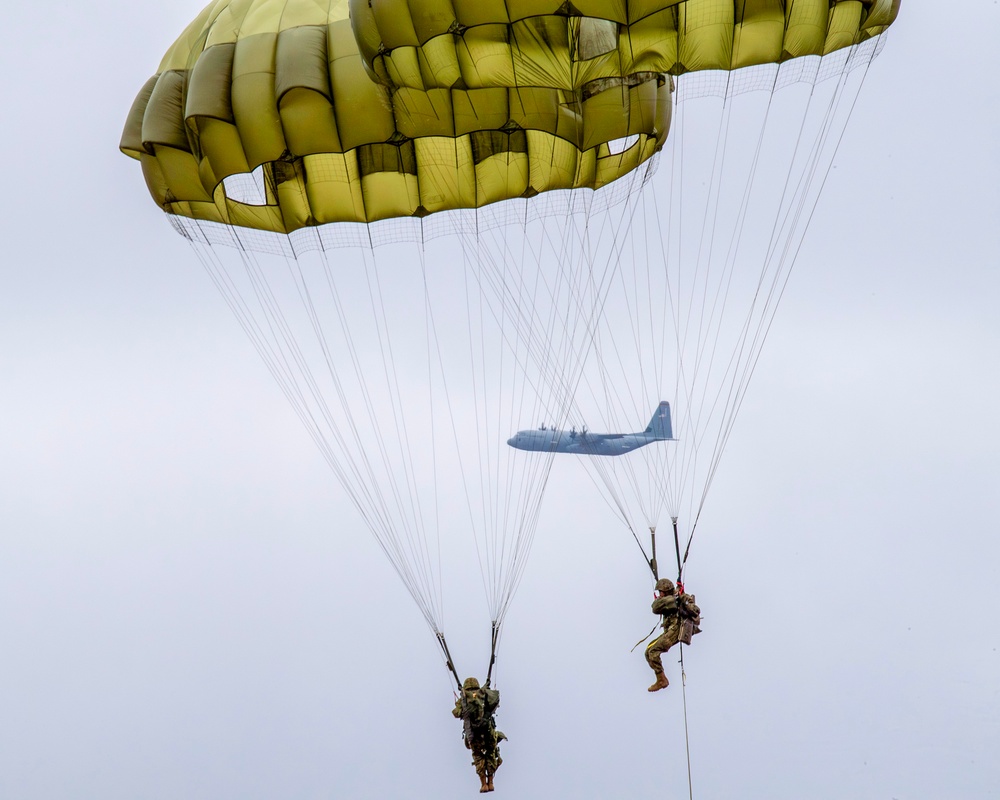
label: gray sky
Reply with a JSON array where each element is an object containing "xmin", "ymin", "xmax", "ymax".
[{"xmin": 2, "ymin": 3, "xmax": 998, "ymax": 799}]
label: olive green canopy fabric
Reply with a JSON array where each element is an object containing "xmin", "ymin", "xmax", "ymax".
[
  {"xmin": 120, "ymin": 0, "xmax": 672, "ymax": 234},
  {"xmin": 352, "ymin": 0, "xmax": 900, "ymax": 88},
  {"xmin": 120, "ymin": 0, "xmax": 898, "ymax": 235}
]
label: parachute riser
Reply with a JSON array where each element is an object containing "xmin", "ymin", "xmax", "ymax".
[
  {"xmin": 485, "ymin": 621, "xmax": 500, "ymax": 687},
  {"xmin": 650, "ymin": 519, "xmax": 685, "ymax": 587},
  {"xmin": 436, "ymin": 632, "xmax": 462, "ymax": 690},
  {"xmin": 649, "ymin": 526, "xmax": 659, "ymax": 580},
  {"xmin": 672, "ymin": 517, "xmax": 683, "ymax": 585}
]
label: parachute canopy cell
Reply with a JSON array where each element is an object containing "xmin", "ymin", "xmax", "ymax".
[
  {"xmin": 119, "ymin": 0, "xmax": 674, "ymax": 234},
  {"xmin": 352, "ymin": 0, "xmax": 900, "ymax": 82}
]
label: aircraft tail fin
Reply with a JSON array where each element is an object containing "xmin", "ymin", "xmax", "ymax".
[{"xmin": 645, "ymin": 401, "xmax": 674, "ymax": 440}]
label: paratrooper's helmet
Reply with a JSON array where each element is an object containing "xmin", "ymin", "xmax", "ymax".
[
  {"xmin": 655, "ymin": 578, "xmax": 676, "ymax": 594},
  {"xmin": 462, "ymin": 677, "xmax": 481, "ymax": 691}
]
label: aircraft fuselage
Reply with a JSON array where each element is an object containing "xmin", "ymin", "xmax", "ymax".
[
  {"xmin": 507, "ymin": 429, "xmax": 665, "ymax": 455},
  {"xmin": 506, "ymin": 401, "xmax": 675, "ymax": 457}
]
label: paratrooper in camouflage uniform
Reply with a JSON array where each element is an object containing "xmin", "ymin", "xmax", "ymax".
[
  {"xmin": 452, "ymin": 677, "xmax": 506, "ymax": 792},
  {"xmin": 645, "ymin": 577, "xmax": 701, "ymax": 692}
]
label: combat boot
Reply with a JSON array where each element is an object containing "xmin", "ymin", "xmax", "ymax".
[
  {"xmin": 479, "ymin": 774, "xmax": 489, "ymax": 793},
  {"xmin": 487, "ymin": 774, "xmax": 495, "ymax": 792},
  {"xmin": 647, "ymin": 673, "xmax": 670, "ymax": 692}
]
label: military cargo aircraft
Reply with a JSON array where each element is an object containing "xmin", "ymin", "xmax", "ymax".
[{"xmin": 506, "ymin": 402, "xmax": 674, "ymax": 456}]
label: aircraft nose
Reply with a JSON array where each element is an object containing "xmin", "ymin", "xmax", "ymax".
[{"xmin": 506, "ymin": 436, "xmax": 516, "ymax": 446}]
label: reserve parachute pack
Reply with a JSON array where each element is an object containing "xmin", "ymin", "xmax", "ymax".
[{"xmin": 678, "ymin": 594, "xmax": 702, "ymax": 646}]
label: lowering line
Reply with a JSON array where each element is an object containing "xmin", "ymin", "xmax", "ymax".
[{"xmin": 671, "ymin": 515, "xmax": 695, "ymax": 800}]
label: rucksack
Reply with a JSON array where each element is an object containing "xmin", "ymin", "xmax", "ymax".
[{"xmin": 677, "ymin": 593, "xmax": 702, "ymax": 645}]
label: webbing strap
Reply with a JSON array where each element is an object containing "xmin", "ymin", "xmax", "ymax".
[
  {"xmin": 630, "ymin": 622, "xmax": 660, "ymax": 652},
  {"xmin": 485, "ymin": 621, "xmax": 500, "ymax": 686},
  {"xmin": 672, "ymin": 517, "xmax": 683, "ymax": 584},
  {"xmin": 436, "ymin": 632, "xmax": 462, "ymax": 689}
]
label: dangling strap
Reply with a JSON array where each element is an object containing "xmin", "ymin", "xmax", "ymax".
[{"xmin": 630, "ymin": 623, "xmax": 660, "ymax": 652}]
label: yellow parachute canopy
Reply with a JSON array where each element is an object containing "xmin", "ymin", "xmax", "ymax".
[{"xmin": 120, "ymin": 0, "xmax": 674, "ymax": 234}]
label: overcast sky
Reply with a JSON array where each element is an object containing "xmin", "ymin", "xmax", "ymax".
[{"xmin": 2, "ymin": 3, "xmax": 998, "ymax": 799}]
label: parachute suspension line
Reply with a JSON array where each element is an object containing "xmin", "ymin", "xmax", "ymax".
[
  {"xmin": 488, "ymin": 247, "xmax": 573, "ymax": 624},
  {"xmin": 676, "ymin": 81, "xmax": 781, "ymax": 527},
  {"xmin": 694, "ymin": 85, "xmax": 775, "ymax": 389},
  {"xmin": 500, "ymin": 163, "xmax": 654, "ymax": 439},
  {"xmin": 319, "ymin": 241, "xmax": 441, "ymax": 632},
  {"xmin": 427, "ymin": 144, "xmax": 493, "ymax": 625},
  {"xmin": 646, "ymin": 66, "xmax": 803, "ymax": 584},
  {"xmin": 740, "ymin": 48, "xmax": 878, "ymax": 367},
  {"xmin": 693, "ymin": 75, "xmax": 811, "ymax": 513},
  {"xmin": 307, "ymin": 246, "xmax": 428, "ymax": 578},
  {"xmin": 448, "ymin": 221, "xmax": 547, "ymax": 626},
  {"xmin": 490, "ymin": 209, "xmax": 556, "ymax": 627},
  {"xmin": 453, "ymin": 221, "xmax": 508, "ymax": 624},
  {"xmin": 306, "ymin": 243, "xmax": 432, "ymax": 622},
  {"xmin": 575, "ymin": 192, "xmax": 673, "ymax": 560},
  {"xmin": 504, "ymin": 204, "xmax": 576, "ymax": 610},
  {"xmin": 191, "ymin": 240, "xmax": 366, "ymax": 520},
  {"xmin": 446, "ymin": 198, "xmax": 578, "ymax": 628},
  {"xmin": 456, "ymin": 214, "xmax": 562, "ymax": 420},
  {"xmin": 529, "ymin": 166, "xmax": 651, "ymax": 429},
  {"xmin": 674, "ymin": 70, "xmax": 785, "ymax": 542},
  {"xmin": 416, "ymin": 244, "xmax": 461, "ymax": 633},
  {"xmin": 356, "ymin": 244, "xmax": 443, "ymax": 628},
  {"xmin": 186, "ymin": 229, "xmax": 446, "ymax": 635},
  {"xmin": 693, "ymin": 46, "xmax": 880, "ymax": 523},
  {"xmin": 495, "ymin": 462, "xmax": 551, "ymax": 626},
  {"xmin": 458, "ymin": 226, "xmax": 500, "ymax": 623},
  {"xmin": 665, "ymin": 53, "xmax": 845, "ymax": 542},
  {"xmin": 488, "ymin": 215, "xmax": 528, "ymax": 626},
  {"xmin": 506, "ymin": 211, "xmax": 545, "ymax": 613},
  {"xmin": 291, "ymin": 249, "xmax": 406, "ymax": 526},
  {"xmin": 491, "ymin": 178, "xmax": 653, "ymax": 625},
  {"xmin": 579, "ymin": 454, "xmax": 643, "ymax": 540},
  {"xmin": 651, "ymin": 99, "xmax": 710, "ymax": 527},
  {"xmin": 571, "ymin": 193, "xmax": 628, "ymax": 414},
  {"xmin": 586, "ymin": 185, "xmax": 663, "ymax": 528},
  {"xmin": 685, "ymin": 80, "xmax": 745, "ymax": 384},
  {"xmin": 647, "ymin": 148, "xmax": 687, "ymax": 521},
  {"xmin": 641, "ymin": 186, "xmax": 672, "ymax": 527},
  {"xmin": 745, "ymin": 51, "xmax": 879, "ymax": 408},
  {"xmin": 645, "ymin": 186, "xmax": 675, "ymax": 528},
  {"xmin": 660, "ymin": 94, "xmax": 717, "ymax": 527},
  {"xmin": 507, "ymin": 200, "xmax": 594, "ymax": 423},
  {"xmin": 570, "ymin": 164, "xmax": 674, "ymax": 524},
  {"xmin": 213, "ymin": 239, "xmax": 372, "ymax": 518},
  {"xmin": 459, "ymin": 179, "xmax": 642, "ymax": 576},
  {"xmin": 535, "ymin": 132, "xmax": 584, "ymax": 425},
  {"xmin": 190, "ymin": 239, "xmax": 315, "ymax": 444},
  {"xmin": 340, "ymin": 248, "xmax": 440, "ymax": 623}
]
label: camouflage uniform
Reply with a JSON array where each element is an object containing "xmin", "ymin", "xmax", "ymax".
[
  {"xmin": 645, "ymin": 578, "xmax": 701, "ymax": 691},
  {"xmin": 452, "ymin": 677, "xmax": 505, "ymax": 792}
]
